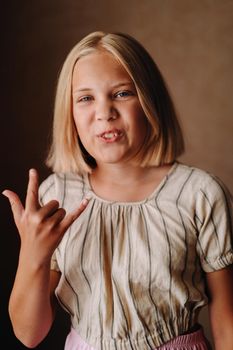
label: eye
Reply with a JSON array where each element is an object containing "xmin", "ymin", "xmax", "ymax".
[
  {"xmin": 114, "ymin": 90, "xmax": 134, "ymax": 99},
  {"xmin": 77, "ymin": 95, "xmax": 93, "ymax": 103}
]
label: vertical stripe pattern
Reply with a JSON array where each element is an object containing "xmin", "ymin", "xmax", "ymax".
[{"xmin": 38, "ymin": 162, "xmax": 233, "ymax": 350}]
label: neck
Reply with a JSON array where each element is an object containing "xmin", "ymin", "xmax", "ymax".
[
  {"xmin": 92, "ymin": 163, "xmax": 151, "ymax": 185},
  {"xmin": 88, "ymin": 162, "xmax": 174, "ymax": 202}
]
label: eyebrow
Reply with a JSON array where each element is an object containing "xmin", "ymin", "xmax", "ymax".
[{"xmin": 73, "ymin": 81, "xmax": 134, "ymax": 94}]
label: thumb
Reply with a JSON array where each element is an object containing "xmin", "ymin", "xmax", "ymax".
[{"xmin": 2, "ymin": 190, "xmax": 24, "ymax": 224}]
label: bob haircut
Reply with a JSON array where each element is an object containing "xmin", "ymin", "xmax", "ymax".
[{"xmin": 46, "ymin": 31, "xmax": 185, "ymax": 174}]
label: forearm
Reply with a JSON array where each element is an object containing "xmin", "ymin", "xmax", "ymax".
[
  {"xmin": 214, "ymin": 336, "xmax": 233, "ymax": 350},
  {"xmin": 4, "ymin": 170, "xmax": 88, "ymax": 347},
  {"xmin": 210, "ymin": 310, "xmax": 233, "ymax": 350},
  {"xmin": 9, "ymin": 254, "xmax": 55, "ymax": 348},
  {"xmin": 207, "ymin": 266, "xmax": 233, "ymax": 350}
]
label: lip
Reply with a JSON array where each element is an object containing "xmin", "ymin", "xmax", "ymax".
[{"xmin": 97, "ymin": 128, "xmax": 124, "ymax": 143}]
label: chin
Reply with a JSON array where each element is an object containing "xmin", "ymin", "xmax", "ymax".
[
  {"xmin": 96, "ymin": 155, "xmax": 126, "ymax": 165},
  {"xmin": 96, "ymin": 151, "xmax": 127, "ymax": 164},
  {"xmin": 102, "ymin": 158, "xmax": 124, "ymax": 164}
]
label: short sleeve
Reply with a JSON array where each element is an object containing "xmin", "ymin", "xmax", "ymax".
[
  {"xmin": 38, "ymin": 174, "xmax": 60, "ymax": 272},
  {"xmin": 195, "ymin": 175, "xmax": 233, "ymax": 272}
]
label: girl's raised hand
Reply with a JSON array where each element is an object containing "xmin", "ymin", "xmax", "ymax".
[{"xmin": 2, "ymin": 169, "xmax": 89, "ymax": 266}]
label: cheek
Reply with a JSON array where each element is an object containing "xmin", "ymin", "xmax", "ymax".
[
  {"xmin": 73, "ymin": 118, "xmax": 92, "ymax": 150},
  {"xmin": 73, "ymin": 110, "xmax": 85, "ymax": 133},
  {"xmin": 73, "ymin": 114, "xmax": 79, "ymax": 129},
  {"xmin": 75, "ymin": 123, "xmax": 86, "ymax": 144},
  {"xmin": 72, "ymin": 117, "xmax": 84, "ymax": 146},
  {"xmin": 73, "ymin": 105, "xmax": 92, "ymax": 130},
  {"xmin": 72, "ymin": 106, "xmax": 78, "ymax": 127}
]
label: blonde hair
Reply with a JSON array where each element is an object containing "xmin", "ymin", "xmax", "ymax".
[{"xmin": 46, "ymin": 31, "xmax": 185, "ymax": 174}]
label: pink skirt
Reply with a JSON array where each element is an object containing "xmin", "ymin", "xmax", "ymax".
[{"xmin": 64, "ymin": 327, "xmax": 211, "ymax": 350}]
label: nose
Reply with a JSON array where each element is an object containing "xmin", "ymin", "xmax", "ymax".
[{"xmin": 96, "ymin": 98, "xmax": 117, "ymax": 121}]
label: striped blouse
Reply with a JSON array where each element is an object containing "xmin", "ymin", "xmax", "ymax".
[{"xmin": 39, "ymin": 161, "xmax": 233, "ymax": 350}]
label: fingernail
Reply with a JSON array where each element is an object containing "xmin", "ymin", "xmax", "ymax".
[
  {"xmin": 29, "ymin": 168, "xmax": 36, "ymax": 176},
  {"xmin": 82, "ymin": 198, "xmax": 89, "ymax": 206},
  {"xmin": 2, "ymin": 190, "xmax": 7, "ymax": 197}
]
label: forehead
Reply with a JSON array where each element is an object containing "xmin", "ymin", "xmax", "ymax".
[{"xmin": 72, "ymin": 50, "xmax": 133, "ymax": 88}]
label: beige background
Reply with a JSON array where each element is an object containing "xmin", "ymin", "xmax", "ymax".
[{"xmin": 1, "ymin": 1, "xmax": 233, "ymax": 349}]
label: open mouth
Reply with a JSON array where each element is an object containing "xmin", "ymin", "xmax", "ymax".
[{"xmin": 98, "ymin": 129, "xmax": 124, "ymax": 141}]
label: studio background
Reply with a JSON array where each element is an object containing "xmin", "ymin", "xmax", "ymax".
[{"xmin": 1, "ymin": 1, "xmax": 233, "ymax": 349}]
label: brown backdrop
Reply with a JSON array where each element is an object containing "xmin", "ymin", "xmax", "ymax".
[{"xmin": 1, "ymin": 1, "xmax": 233, "ymax": 349}]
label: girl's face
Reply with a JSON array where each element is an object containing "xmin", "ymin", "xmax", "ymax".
[{"xmin": 72, "ymin": 50, "xmax": 148, "ymax": 167}]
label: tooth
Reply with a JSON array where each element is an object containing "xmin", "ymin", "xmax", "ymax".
[{"xmin": 105, "ymin": 133, "xmax": 114, "ymax": 138}]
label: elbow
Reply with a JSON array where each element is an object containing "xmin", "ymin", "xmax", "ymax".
[
  {"xmin": 8, "ymin": 301, "xmax": 54, "ymax": 348},
  {"xmin": 9, "ymin": 313, "xmax": 48, "ymax": 349},
  {"xmin": 12, "ymin": 328, "xmax": 44, "ymax": 348},
  {"xmin": 8, "ymin": 311, "xmax": 42, "ymax": 348}
]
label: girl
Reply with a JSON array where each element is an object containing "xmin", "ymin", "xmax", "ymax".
[{"xmin": 3, "ymin": 31, "xmax": 233, "ymax": 350}]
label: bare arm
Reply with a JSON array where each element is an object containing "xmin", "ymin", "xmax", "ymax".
[
  {"xmin": 206, "ymin": 264, "xmax": 233, "ymax": 350},
  {"xmin": 3, "ymin": 169, "xmax": 88, "ymax": 348}
]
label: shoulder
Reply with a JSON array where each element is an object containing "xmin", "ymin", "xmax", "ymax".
[
  {"xmin": 174, "ymin": 162, "xmax": 232, "ymax": 220},
  {"xmin": 175, "ymin": 162, "xmax": 232, "ymax": 197},
  {"xmin": 39, "ymin": 172, "xmax": 89, "ymax": 205}
]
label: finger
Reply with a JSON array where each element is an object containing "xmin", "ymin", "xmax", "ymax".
[
  {"xmin": 39, "ymin": 200, "xmax": 60, "ymax": 218},
  {"xmin": 61, "ymin": 198, "xmax": 89, "ymax": 232},
  {"xmin": 25, "ymin": 168, "xmax": 40, "ymax": 211},
  {"xmin": 47, "ymin": 207, "xmax": 66, "ymax": 225},
  {"xmin": 2, "ymin": 190, "xmax": 24, "ymax": 224}
]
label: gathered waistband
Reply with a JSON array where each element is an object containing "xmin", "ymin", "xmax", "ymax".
[
  {"xmin": 64, "ymin": 326, "xmax": 211, "ymax": 350},
  {"xmin": 157, "ymin": 326, "xmax": 211, "ymax": 349}
]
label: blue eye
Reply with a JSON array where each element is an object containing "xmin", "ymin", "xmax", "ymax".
[{"xmin": 115, "ymin": 91, "xmax": 133, "ymax": 98}]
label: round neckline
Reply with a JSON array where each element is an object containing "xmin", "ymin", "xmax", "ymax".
[{"xmin": 84, "ymin": 161, "xmax": 179, "ymax": 206}]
